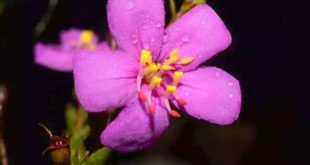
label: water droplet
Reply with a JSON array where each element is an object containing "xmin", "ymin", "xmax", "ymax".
[
  {"xmin": 163, "ymin": 34, "xmax": 170, "ymax": 43},
  {"xmin": 182, "ymin": 35, "xmax": 190, "ymax": 43},
  {"xmin": 156, "ymin": 22, "xmax": 162, "ymax": 28},
  {"xmin": 151, "ymin": 38, "xmax": 155, "ymax": 42},
  {"xmin": 125, "ymin": 0, "xmax": 136, "ymax": 10},
  {"xmin": 142, "ymin": 24, "xmax": 147, "ymax": 30},
  {"xmin": 143, "ymin": 43, "xmax": 150, "ymax": 50},
  {"xmin": 132, "ymin": 39, "xmax": 138, "ymax": 44},
  {"xmin": 119, "ymin": 122, "xmax": 125, "ymax": 127},
  {"xmin": 228, "ymin": 82, "xmax": 233, "ymax": 86},
  {"xmin": 215, "ymin": 72, "xmax": 220, "ymax": 78},
  {"xmin": 228, "ymin": 94, "xmax": 234, "ymax": 99}
]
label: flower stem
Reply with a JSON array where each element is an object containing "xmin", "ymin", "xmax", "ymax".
[{"xmin": 168, "ymin": 0, "xmax": 177, "ymax": 21}]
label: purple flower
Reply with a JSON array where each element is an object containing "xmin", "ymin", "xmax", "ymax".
[
  {"xmin": 73, "ymin": 0, "xmax": 241, "ymax": 152},
  {"xmin": 35, "ymin": 29, "xmax": 109, "ymax": 72}
]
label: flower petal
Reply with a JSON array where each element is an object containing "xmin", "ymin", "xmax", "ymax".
[
  {"xmin": 73, "ymin": 50, "xmax": 139, "ymax": 112},
  {"xmin": 175, "ymin": 67, "xmax": 241, "ymax": 125},
  {"xmin": 107, "ymin": 0, "xmax": 165, "ymax": 59},
  {"xmin": 160, "ymin": 4, "xmax": 232, "ymax": 71},
  {"xmin": 34, "ymin": 43, "xmax": 73, "ymax": 72},
  {"xmin": 100, "ymin": 96, "xmax": 169, "ymax": 152},
  {"xmin": 97, "ymin": 42, "xmax": 111, "ymax": 51}
]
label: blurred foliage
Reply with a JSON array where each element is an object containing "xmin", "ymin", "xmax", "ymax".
[
  {"xmin": 0, "ymin": 1, "xmax": 3, "ymax": 15},
  {"xmin": 65, "ymin": 104, "xmax": 110, "ymax": 165},
  {"xmin": 82, "ymin": 148, "xmax": 111, "ymax": 165},
  {"xmin": 169, "ymin": 0, "xmax": 206, "ymax": 24},
  {"xmin": 178, "ymin": 0, "xmax": 206, "ymax": 15}
]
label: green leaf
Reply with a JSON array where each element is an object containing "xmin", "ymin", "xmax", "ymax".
[
  {"xmin": 70, "ymin": 125, "xmax": 90, "ymax": 148},
  {"xmin": 83, "ymin": 148, "xmax": 111, "ymax": 165},
  {"xmin": 65, "ymin": 104, "xmax": 77, "ymax": 132}
]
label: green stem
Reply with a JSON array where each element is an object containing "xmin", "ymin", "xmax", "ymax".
[{"xmin": 168, "ymin": 0, "xmax": 176, "ymax": 21}]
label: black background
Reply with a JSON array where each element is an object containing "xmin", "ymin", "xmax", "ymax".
[{"xmin": 0, "ymin": 0, "xmax": 309, "ymax": 164}]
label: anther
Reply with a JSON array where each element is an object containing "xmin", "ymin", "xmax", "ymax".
[
  {"xmin": 161, "ymin": 64, "xmax": 175, "ymax": 71},
  {"xmin": 173, "ymin": 71, "xmax": 183, "ymax": 85},
  {"xmin": 150, "ymin": 76, "xmax": 162, "ymax": 88},
  {"xmin": 167, "ymin": 55, "xmax": 180, "ymax": 64},
  {"xmin": 145, "ymin": 63, "xmax": 159, "ymax": 73},
  {"xmin": 178, "ymin": 57, "xmax": 194, "ymax": 65},
  {"xmin": 140, "ymin": 49, "xmax": 152, "ymax": 65},
  {"xmin": 166, "ymin": 85, "xmax": 176, "ymax": 95},
  {"xmin": 169, "ymin": 110, "xmax": 181, "ymax": 118},
  {"xmin": 169, "ymin": 48, "xmax": 179, "ymax": 57},
  {"xmin": 81, "ymin": 30, "xmax": 94, "ymax": 44}
]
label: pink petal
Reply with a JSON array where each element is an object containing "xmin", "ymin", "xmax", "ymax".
[
  {"xmin": 160, "ymin": 4, "xmax": 232, "ymax": 71},
  {"xmin": 34, "ymin": 43, "xmax": 73, "ymax": 72},
  {"xmin": 97, "ymin": 42, "xmax": 111, "ymax": 51},
  {"xmin": 176, "ymin": 67, "xmax": 241, "ymax": 125},
  {"xmin": 107, "ymin": 0, "xmax": 165, "ymax": 59},
  {"xmin": 100, "ymin": 96, "xmax": 169, "ymax": 152},
  {"xmin": 73, "ymin": 50, "xmax": 139, "ymax": 112}
]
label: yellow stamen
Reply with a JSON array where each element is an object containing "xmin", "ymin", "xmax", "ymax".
[
  {"xmin": 169, "ymin": 48, "xmax": 179, "ymax": 57},
  {"xmin": 145, "ymin": 63, "xmax": 159, "ymax": 73},
  {"xmin": 166, "ymin": 85, "xmax": 176, "ymax": 95},
  {"xmin": 80, "ymin": 30, "xmax": 94, "ymax": 44},
  {"xmin": 178, "ymin": 57, "xmax": 194, "ymax": 65},
  {"xmin": 161, "ymin": 64, "xmax": 175, "ymax": 71},
  {"xmin": 150, "ymin": 76, "xmax": 162, "ymax": 88},
  {"xmin": 167, "ymin": 55, "xmax": 180, "ymax": 64},
  {"xmin": 140, "ymin": 49, "xmax": 152, "ymax": 65},
  {"xmin": 173, "ymin": 71, "xmax": 183, "ymax": 84}
]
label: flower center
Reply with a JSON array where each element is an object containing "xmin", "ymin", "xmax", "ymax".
[
  {"xmin": 136, "ymin": 49, "xmax": 194, "ymax": 117},
  {"xmin": 78, "ymin": 30, "xmax": 96, "ymax": 50}
]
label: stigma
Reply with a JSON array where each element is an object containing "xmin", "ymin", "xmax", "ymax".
[{"xmin": 136, "ymin": 48, "xmax": 194, "ymax": 118}]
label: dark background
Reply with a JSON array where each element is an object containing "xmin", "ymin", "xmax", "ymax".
[{"xmin": 0, "ymin": 0, "xmax": 309, "ymax": 164}]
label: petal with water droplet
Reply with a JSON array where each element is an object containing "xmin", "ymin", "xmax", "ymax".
[
  {"xmin": 160, "ymin": 4, "xmax": 232, "ymax": 71},
  {"xmin": 107, "ymin": 0, "xmax": 165, "ymax": 59},
  {"xmin": 175, "ymin": 67, "xmax": 241, "ymax": 125}
]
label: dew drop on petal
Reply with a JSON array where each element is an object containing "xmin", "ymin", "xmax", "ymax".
[
  {"xmin": 142, "ymin": 24, "xmax": 148, "ymax": 30},
  {"xmin": 156, "ymin": 22, "xmax": 162, "ymax": 28},
  {"xmin": 132, "ymin": 39, "xmax": 138, "ymax": 44},
  {"xmin": 125, "ymin": 0, "xmax": 136, "ymax": 10},
  {"xmin": 228, "ymin": 94, "xmax": 234, "ymax": 99},
  {"xmin": 131, "ymin": 34, "xmax": 138, "ymax": 44},
  {"xmin": 215, "ymin": 72, "xmax": 220, "ymax": 78},
  {"xmin": 228, "ymin": 82, "xmax": 233, "ymax": 86},
  {"xmin": 182, "ymin": 35, "xmax": 190, "ymax": 43},
  {"xmin": 163, "ymin": 34, "xmax": 170, "ymax": 43},
  {"xmin": 143, "ymin": 43, "xmax": 150, "ymax": 50}
]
